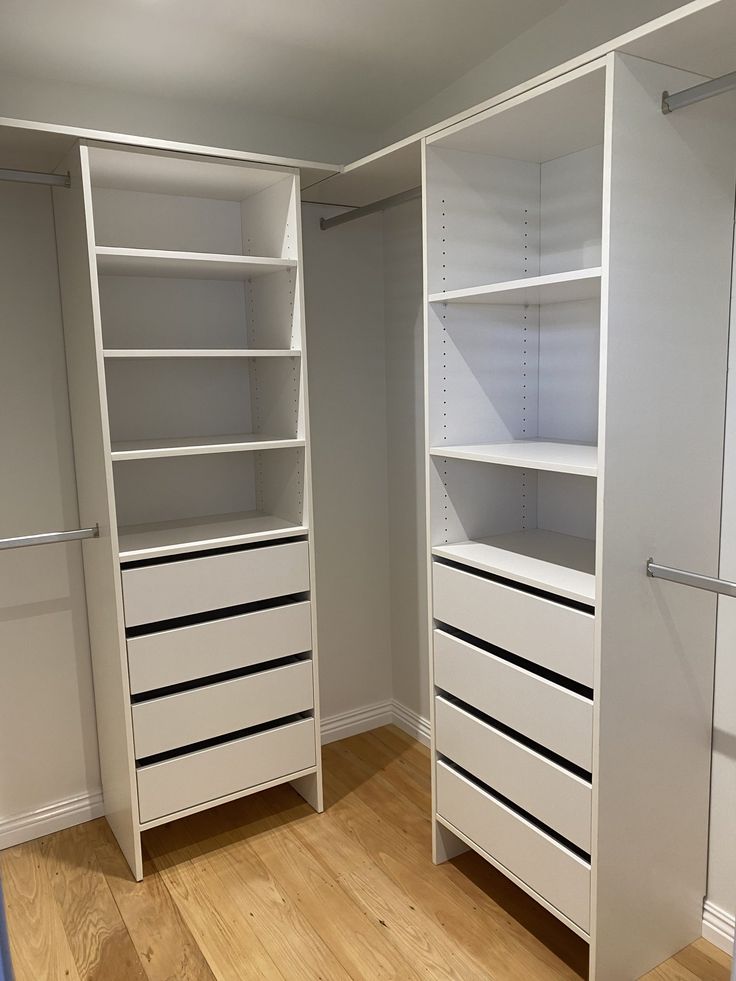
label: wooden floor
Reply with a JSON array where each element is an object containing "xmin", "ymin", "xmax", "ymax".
[{"xmin": 0, "ymin": 726, "xmax": 731, "ymax": 980}]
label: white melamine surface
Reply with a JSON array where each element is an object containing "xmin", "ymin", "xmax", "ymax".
[
  {"xmin": 430, "ymin": 441, "xmax": 598, "ymax": 477},
  {"xmin": 136, "ymin": 717, "xmax": 316, "ymax": 824},
  {"xmin": 433, "ymin": 529, "xmax": 595, "ymax": 605},
  {"xmin": 110, "ymin": 434, "xmax": 305, "ymax": 461},
  {"xmin": 118, "ymin": 511, "xmax": 307, "ymax": 561},
  {"xmin": 122, "ymin": 540, "xmax": 310, "ymax": 627},
  {"xmin": 434, "ymin": 629, "xmax": 594, "ymax": 770},
  {"xmin": 436, "ymin": 762, "xmax": 591, "ymax": 933},
  {"xmin": 433, "ymin": 563, "xmax": 595, "ymax": 688},
  {"xmin": 132, "ymin": 659, "xmax": 314, "ymax": 759},
  {"xmin": 435, "ymin": 697, "xmax": 592, "ymax": 852},
  {"xmin": 96, "ymin": 247, "xmax": 296, "ymax": 280},
  {"xmin": 127, "ymin": 600, "xmax": 312, "ymax": 694},
  {"xmin": 429, "ymin": 268, "xmax": 601, "ymax": 306},
  {"xmin": 88, "ymin": 145, "xmax": 294, "ymax": 200},
  {"xmin": 103, "ymin": 349, "xmax": 299, "ymax": 358}
]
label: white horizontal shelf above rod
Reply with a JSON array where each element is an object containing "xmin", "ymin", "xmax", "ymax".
[
  {"xmin": 110, "ymin": 433, "xmax": 305, "ymax": 461},
  {"xmin": 433, "ymin": 529, "xmax": 596, "ymax": 605},
  {"xmin": 430, "ymin": 440, "xmax": 598, "ymax": 476},
  {"xmin": 96, "ymin": 247, "xmax": 296, "ymax": 280},
  {"xmin": 429, "ymin": 267, "xmax": 602, "ymax": 306},
  {"xmin": 118, "ymin": 510, "xmax": 307, "ymax": 562},
  {"xmin": 103, "ymin": 349, "xmax": 301, "ymax": 359}
]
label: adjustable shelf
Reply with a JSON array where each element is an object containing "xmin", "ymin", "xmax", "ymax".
[
  {"xmin": 429, "ymin": 441, "xmax": 598, "ymax": 476},
  {"xmin": 96, "ymin": 247, "xmax": 296, "ymax": 280},
  {"xmin": 118, "ymin": 510, "xmax": 307, "ymax": 561},
  {"xmin": 428, "ymin": 268, "xmax": 602, "ymax": 306},
  {"xmin": 103, "ymin": 349, "xmax": 300, "ymax": 358},
  {"xmin": 433, "ymin": 529, "xmax": 596, "ymax": 605},
  {"xmin": 110, "ymin": 433, "xmax": 305, "ymax": 461}
]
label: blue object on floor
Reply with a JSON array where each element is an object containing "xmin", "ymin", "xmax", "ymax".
[{"xmin": 0, "ymin": 879, "xmax": 13, "ymax": 981}]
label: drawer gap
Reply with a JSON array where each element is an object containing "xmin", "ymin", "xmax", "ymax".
[
  {"xmin": 136, "ymin": 710, "xmax": 313, "ymax": 767},
  {"xmin": 437, "ymin": 690, "xmax": 593, "ymax": 781},
  {"xmin": 433, "ymin": 556, "xmax": 594, "ymax": 615},
  {"xmin": 126, "ymin": 592, "xmax": 309, "ymax": 638},
  {"xmin": 436, "ymin": 622, "xmax": 594, "ymax": 698},
  {"xmin": 438, "ymin": 759, "xmax": 591, "ymax": 864},
  {"xmin": 121, "ymin": 533, "xmax": 309, "ymax": 570},
  {"xmin": 131, "ymin": 653, "xmax": 311, "ymax": 703}
]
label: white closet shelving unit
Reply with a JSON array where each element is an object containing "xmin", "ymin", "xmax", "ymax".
[
  {"xmin": 423, "ymin": 54, "xmax": 736, "ymax": 979},
  {"xmin": 52, "ymin": 143, "xmax": 322, "ymax": 879}
]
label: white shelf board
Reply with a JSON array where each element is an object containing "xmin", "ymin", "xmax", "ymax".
[
  {"xmin": 96, "ymin": 247, "xmax": 296, "ymax": 280},
  {"xmin": 118, "ymin": 510, "xmax": 307, "ymax": 561},
  {"xmin": 103, "ymin": 349, "xmax": 300, "ymax": 359},
  {"xmin": 110, "ymin": 433, "xmax": 305, "ymax": 461},
  {"xmin": 433, "ymin": 529, "xmax": 596, "ymax": 605},
  {"xmin": 430, "ymin": 440, "xmax": 598, "ymax": 476},
  {"xmin": 429, "ymin": 268, "xmax": 602, "ymax": 306}
]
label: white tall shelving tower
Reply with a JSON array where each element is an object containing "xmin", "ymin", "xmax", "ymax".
[
  {"xmin": 423, "ymin": 54, "xmax": 736, "ymax": 979},
  {"xmin": 52, "ymin": 144, "xmax": 322, "ymax": 880}
]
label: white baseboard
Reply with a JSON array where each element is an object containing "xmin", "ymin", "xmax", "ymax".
[
  {"xmin": 0, "ymin": 791, "xmax": 104, "ymax": 851},
  {"xmin": 391, "ymin": 700, "xmax": 431, "ymax": 746},
  {"xmin": 702, "ymin": 900, "xmax": 735, "ymax": 955},
  {"xmin": 320, "ymin": 700, "xmax": 394, "ymax": 744}
]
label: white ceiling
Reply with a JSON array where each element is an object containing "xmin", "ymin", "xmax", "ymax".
[{"xmin": 0, "ymin": 0, "xmax": 566, "ymax": 133}]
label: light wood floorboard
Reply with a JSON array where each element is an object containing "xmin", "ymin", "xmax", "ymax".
[{"xmin": 0, "ymin": 726, "xmax": 731, "ymax": 980}]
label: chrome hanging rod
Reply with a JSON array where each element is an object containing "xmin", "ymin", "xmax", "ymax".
[
  {"xmin": 319, "ymin": 185, "xmax": 421, "ymax": 231},
  {"xmin": 0, "ymin": 525, "xmax": 99, "ymax": 551},
  {"xmin": 662, "ymin": 70, "xmax": 736, "ymax": 114},
  {"xmin": 646, "ymin": 558, "xmax": 736, "ymax": 597},
  {"xmin": 0, "ymin": 167, "xmax": 70, "ymax": 188}
]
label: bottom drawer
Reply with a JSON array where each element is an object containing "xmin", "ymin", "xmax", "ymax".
[
  {"xmin": 137, "ymin": 717, "xmax": 316, "ymax": 824},
  {"xmin": 436, "ymin": 761, "xmax": 590, "ymax": 933}
]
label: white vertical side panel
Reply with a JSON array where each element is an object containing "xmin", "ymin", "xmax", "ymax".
[
  {"xmin": 289, "ymin": 183, "xmax": 322, "ymax": 812},
  {"xmin": 592, "ymin": 54, "xmax": 736, "ymax": 980},
  {"xmin": 53, "ymin": 145, "xmax": 142, "ymax": 879}
]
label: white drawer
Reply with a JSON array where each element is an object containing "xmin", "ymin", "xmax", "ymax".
[
  {"xmin": 122, "ymin": 540, "xmax": 309, "ymax": 627},
  {"xmin": 434, "ymin": 629, "xmax": 593, "ymax": 770},
  {"xmin": 435, "ymin": 696, "xmax": 592, "ymax": 852},
  {"xmin": 132, "ymin": 658, "xmax": 313, "ymax": 759},
  {"xmin": 128, "ymin": 600, "xmax": 312, "ymax": 694},
  {"xmin": 137, "ymin": 717, "xmax": 316, "ymax": 824},
  {"xmin": 436, "ymin": 761, "xmax": 590, "ymax": 934},
  {"xmin": 432, "ymin": 561, "xmax": 594, "ymax": 687}
]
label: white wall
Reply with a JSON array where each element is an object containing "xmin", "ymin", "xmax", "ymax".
[
  {"xmin": 379, "ymin": 0, "xmax": 691, "ymax": 145},
  {"xmin": 301, "ymin": 204, "xmax": 394, "ymax": 726},
  {"xmin": 0, "ymin": 70, "xmax": 376, "ymax": 165},
  {"xmin": 0, "ymin": 183, "xmax": 101, "ymax": 847}
]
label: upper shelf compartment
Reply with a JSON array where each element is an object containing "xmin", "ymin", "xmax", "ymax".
[
  {"xmin": 425, "ymin": 62, "xmax": 606, "ymax": 297},
  {"xmin": 87, "ymin": 145, "xmax": 299, "ymax": 260}
]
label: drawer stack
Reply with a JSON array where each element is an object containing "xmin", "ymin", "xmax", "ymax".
[
  {"xmin": 122, "ymin": 540, "xmax": 318, "ymax": 825},
  {"xmin": 432, "ymin": 560, "xmax": 595, "ymax": 936}
]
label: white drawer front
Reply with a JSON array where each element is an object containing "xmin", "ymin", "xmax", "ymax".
[
  {"xmin": 137, "ymin": 717, "xmax": 316, "ymax": 824},
  {"xmin": 432, "ymin": 561, "xmax": 594, "ymax": 687},
  {"xmin": 436, "ymin": 761, "xmax": 590, "ymax": 933},
  {"xmin": 122, "ymin": 540, "xmax": 310, "ymax": 627},
  {"xmin": 434, "ymin": 629, "xmax": 593, "ymax": 770},
  {"xmin": 128, "ymin": 600, "xmax": 312, "ymax": 694},
  {"xmin": 132, "ymin": 658, "xmax": 313, "ymax": 759},
  {"xmin": 435, "ymin": 697, "xmax": 592, "ymax": 852}
]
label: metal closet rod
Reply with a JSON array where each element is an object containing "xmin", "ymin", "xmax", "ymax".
[
  {"xmin": 319, "ymin": 185, "xmax": 421, "ymax": 231},
  {"xmin": 0, "ymin": 525, "xmax": 99, "ymax": 551},
  {"xmin": 646, "ymin": 558, "xmax": 736, "ymax": 597},
  {"xmin": 662, "ymin": 69, "xmax": 736, "ymax": 114},
  {"xmin": 0, "ymin": 167, "xmax": 70, "ymax": 188}
]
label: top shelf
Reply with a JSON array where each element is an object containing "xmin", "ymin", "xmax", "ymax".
[
  {"xmin": 96, "ymin": 247, "xmax": 296, "ymax": 281},
  {"xmin": 429, "ymin": 268, "xmax": 601, "ymax": 306}
]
